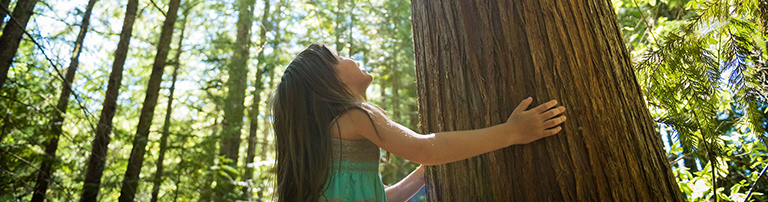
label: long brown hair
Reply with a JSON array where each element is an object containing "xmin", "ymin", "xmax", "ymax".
[{"xmin": 271, "ymin": 44, "xmax": 376, "ymax": 202}]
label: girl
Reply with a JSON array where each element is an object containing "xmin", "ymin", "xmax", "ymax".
[{"xmin": 271, "ymin": 44, "xmax": 566, "ymax": 202}]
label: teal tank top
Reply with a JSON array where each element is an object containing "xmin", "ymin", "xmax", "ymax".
[{"xmin": 320, "ymin": 138, "xmax": 387, "ymax": 202}]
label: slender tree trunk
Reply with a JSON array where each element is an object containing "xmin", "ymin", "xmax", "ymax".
[
  {"xmin": 260, "ymin": 67, "xmax": 277, "ymax": 162},
  {"xmin": 684, "ymin": 156, "xmax": 699, "ymax": 172},
  {"xmin": 172, "ymin": 147, "xmax": 184, "ymax": 202},
  {"xmin": 665, "ymin": 127, "xmax": 677, "ymax": 170},
  {"xmin": 214, "ymin": 0, "xmax": 255, "ymax": 199},
  {"xmin": 242, "ymin": 0, "xmax": 271, "ymax": 199},
  {"xmin": 0, "ymin": 0, "xmax": 38, "ymax": 90},
  {"xmin": 408, "ymin": 103, "xmax": 418, "ymax": 130},
  {"xmin": 379, "ymin": 73, "xmax": 387, "ymax": 110},
  {"xmin": 255, "ymin": 61, "xmax": 278, "ymax": 202},
  {"xmin": 390, "ymin": 12, "xmax": 400, "ymax": 121},
  {"xmin": 0, "ymin": 0, "xmax": 11, "ymax": 30},
  {"xmin": 242, "ymin": 75, "xmax": 262, "ymax": 200},
  {"xmin": 118, "ymin": 0, "xmax": 181, "ymax": 200},
  {"xmin": 334, "ymin": 0, "xmax": 346, "ymax": 53},
  {"xmin": 260, "ymin": 0, "xmax": 285, "ymax": 163},
  {"xmin": 199, "ymin": 117, "xmax": 219, "ymax": 202},
  {"xmin": 80, "ymin": 0, "xmax": 139, "ymax": 200},
  {"xmin": 31, "ymin": 0, "xmax": 97, "ymax": 201},
  {"xmin": 0, "ymin": 113, "xmax": 9, "ymax": 141},
  {"xmin": 173, "ymin": 143, "xmax": 186, "ymax": 202},
  {"xmin": 391, "ymin": 60, "xmax": 399, "ymax": 120},
  {"xmin": 149, "ymin": 8, "xmax": 188, "ymax": 202},
  {"xmin": 347, "ymin": 0, "xmax": 354, "ymax": 57},
  {"xmin": 411, "ymin": 0, "xmax": 684, "ymax": 201}
]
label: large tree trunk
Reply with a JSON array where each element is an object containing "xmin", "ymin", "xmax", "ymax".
[
  {"xmin": 149, "ymin": 7, "xmax": 188, "ymax": 202},
  {"xmin": 118, "ymin": 0, "xmax": 181, "ymax": 200},
  {"xmin": 31, "ymin": 0, "xmax": 97, "ymax": 201},
  {"xmin": 242, "ymin": 0, "xmax": 271, "ymax": 199},
  {"xmin": 0, "ymin": 0, "xmax": 38, "ymax": 90},
  {"xmin": 80, "ymin": 0, "xmax": 139, "ymax": 200},
  {"xmin": 214, "ymin": 0, "xmax": 255, "ymax": 199},
  {"xmin": 411, "ymin": 0, "xmax": 683, "ymax": 201}
]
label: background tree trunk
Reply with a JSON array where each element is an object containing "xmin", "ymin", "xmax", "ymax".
[
  {"xmin": 684, "ymin": 156, "xmax": 699, "ymax": 172},
  {"xmin": 379, "ymin": 72, "xmax": 387, "ymax": 110},
  {"xmin": 334, "ymin": 0, "xmax": 346, "ymax": 53},
  {"xmin": 80, "ymin": 0, "xmax": 139, "ymax": 200},
  {"xmin": 390, "ymin": 0, "xmax": 402, "ymax": 121},
  {"xmin": 31, "ymin": 0, "xmax": 97, "ymax": 201},
  {"xmin": 410, "ymin": 0, "xmax": 684, "ymax": 201},
  {"xmin": 118, "ymin": 0, "xmax": 180, "ymax": 200},
  {"xmin": 0, "ymin": 0, "xmax": 38, "ymax": 90},
  {"xmin": 199, "ymin": 117, "xmax": 219, "ymax": 202},
  {"xmin": 242, "ymin": 0, "xmax": 271, "ymax": 199},
  {"xmin": 214, "ymin": 0, "xmax": 255, "ymax": 199},
  {"xmin": 149, "ymin": 7, "xmax": 188, "ymax": 201}
]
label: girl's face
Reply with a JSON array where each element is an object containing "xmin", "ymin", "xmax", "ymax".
[{"xmin": 335, "ymin": 56, "xmax": 372, "ymax": 99}]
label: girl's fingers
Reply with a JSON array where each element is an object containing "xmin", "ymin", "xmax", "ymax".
[
  {"xmin": 544, "ymin": 126, "xmax": 562, "ymax": 136},
  {"xmin": 542, "ymin": 106, "xmax": 566, "ymax": 118},
  {"xmin": 543, "ymin": 116, "xmax": 566, "ymax": 128},
  {"xmin": 534, "ymin": 100, "xmax": 558, "ymax": 113},
  {"xmin": 513, "ymin": 97, "xmax": 533, "ymax": 114}
]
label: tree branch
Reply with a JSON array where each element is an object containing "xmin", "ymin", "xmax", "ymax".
[
  {"xmin": 149, "ymin": 0, "xmax": 167, "ymax": 17},
  {"xmin": 1, "ymin": 149, "xmax": 41, "ymax": 172},
  {"xmin": 743, "ymin": 163, "xmax": 768, "ymax": 202}
]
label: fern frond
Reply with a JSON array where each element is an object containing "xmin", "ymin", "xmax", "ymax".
[{"xmin": 744, "ymin": 95, "xmax": 768, "ymax": 144}]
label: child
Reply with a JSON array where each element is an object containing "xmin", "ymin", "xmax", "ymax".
[{"xmin": 271, "ymin": 44, "xmax": 566, "ymax": 202}]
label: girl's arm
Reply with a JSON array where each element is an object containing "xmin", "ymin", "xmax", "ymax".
[
  {"xmin": 341, "ymin": 97, "xmax": 566, "ymax": 165},
  {"xmin": 384, "ymin": 165, "xmax": 425, "ymax": 202}
]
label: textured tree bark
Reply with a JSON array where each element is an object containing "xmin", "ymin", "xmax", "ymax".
[
  {"xmin": 31, "ymin": 0, "xmax": 97, "ymax": 201},
  {"xmin": 149, "ymin": 7, "xmax": 188, "ymax": 202},
  {"xmin": 80, "ymin": 0, "xmax": 139, "ymax": 200},
  {"xmin": 0, "ymin": 0, "xmax": 38, "ymax": 91},
  {"xmin": 215, "ymin": 0, "xmax": 255, "ymax": 199},
  {"xmin": 118, "ymin": 0, "xmax": 181, "ymax": 200},
  {"xmin": 411, "ymin": 0, "xmax": 684, "ymax": 201}
]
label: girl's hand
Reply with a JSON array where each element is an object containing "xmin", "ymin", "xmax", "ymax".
[{"xmin": 505, "ymin": 97, "xmax": 566, "ymax": 144}]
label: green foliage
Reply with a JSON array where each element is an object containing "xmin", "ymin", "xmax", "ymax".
[
  {"xmin": 617, "ymin": 0, "xmax": 768, "ymax": 200},
  {"xmin": 1, "ymin": 0, "xmax": 422, "ymax": 201},
  {"xmin": 9, "ymin": 0, "xmax": 765, "ymax": 201}
]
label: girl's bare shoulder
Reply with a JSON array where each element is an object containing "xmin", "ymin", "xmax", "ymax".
[{"xmin": 330, "ymin": 106, "xmax": 384, "ymax": 140}]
